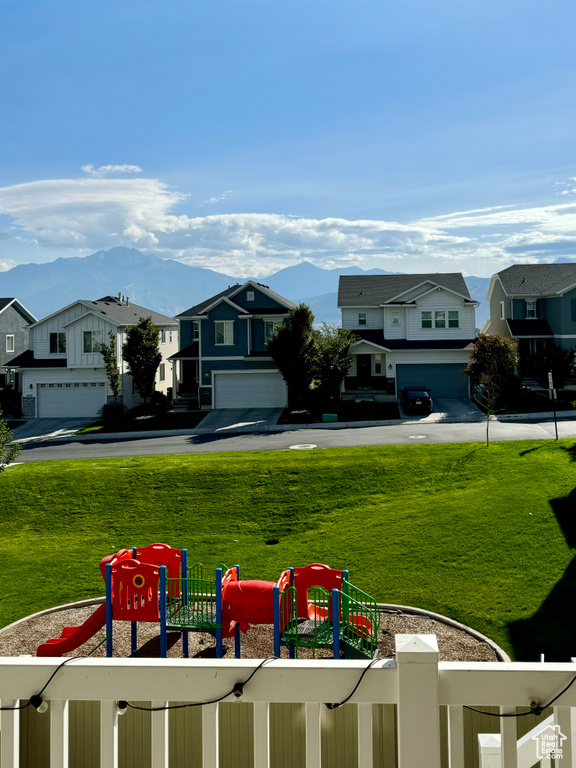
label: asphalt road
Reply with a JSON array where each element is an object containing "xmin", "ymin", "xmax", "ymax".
[{"xmin": 14, "ymin": 416, "xmax": 576, "ymax": 462}]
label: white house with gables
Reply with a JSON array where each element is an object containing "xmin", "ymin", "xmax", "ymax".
[
  {"xmin": 5, "ymin": 295, "xmax": 178, "ymax": 418},
  {"xmin": 338, "ymin": 274, "xmax": 478, "ymax": 399}
]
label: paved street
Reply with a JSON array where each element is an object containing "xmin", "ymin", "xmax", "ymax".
[{"xmin": 13, "ymin": 413, "xmax": 576, "ymax": 463}]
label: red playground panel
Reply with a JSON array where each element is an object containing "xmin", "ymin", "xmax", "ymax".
[{"xmin": 291, "ymin": 563, "xmax": 343, "ymax": 618}]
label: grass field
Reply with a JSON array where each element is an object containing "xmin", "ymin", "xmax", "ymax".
[{"xmin": 2, "ymin": 440, "xmax": 576, "ymax": 660}]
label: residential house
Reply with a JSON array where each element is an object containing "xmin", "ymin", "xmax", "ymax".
[
  {"xmin": 338, "ymin": 273, "xmax": 478, "ymax": 399},
  {"xmin": 3, "ymin": 295, "xmax": 178, "ymax": 418},
  {"xmin": 483, "ymin": 263, "xmax": 576, "ymax": 371},
  {"xmin": 0, "ymin": 298, "xmax": 37, "ymax": 389},
  {"xmin": 172, "ymin": 281, "xmax": 295, "ymax": 409}
]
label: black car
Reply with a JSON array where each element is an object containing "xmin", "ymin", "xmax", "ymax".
[{"xmin": 400, "ymin": 386, "xmax": 433, "ymax": 415}]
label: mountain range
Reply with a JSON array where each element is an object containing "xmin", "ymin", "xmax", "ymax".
[{"xmin": 0, "ymin": 247, "xmax": 492, "ymax": 328}]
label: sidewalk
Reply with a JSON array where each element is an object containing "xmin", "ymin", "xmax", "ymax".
[{"xmin": 11, "ymin": 409, "xmax": 576, "ymax": 445}]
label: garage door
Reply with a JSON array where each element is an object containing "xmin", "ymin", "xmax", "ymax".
[
  {"xmin": 214, "ymin": 372, "xmax": 287, "ymax": 409},
  {"xmin": 37, "ymin": 382, "xmax": 107, "ymax": 417},
  {"xmin": 396, "ymin": 364, "xmax": 469, "ymax": 399}
]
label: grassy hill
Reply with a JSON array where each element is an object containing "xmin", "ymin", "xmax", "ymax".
[{"xmin": 2, "ymin": 440, "xmax": 575, "ymax": 659}]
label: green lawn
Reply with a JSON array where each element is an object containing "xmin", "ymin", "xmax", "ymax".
[{"xmin": 2, "ymin": 440, "xmax": 576, "ymax": 660}]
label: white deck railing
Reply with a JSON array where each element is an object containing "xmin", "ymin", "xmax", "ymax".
[{"xmin": 1, "ymin": 634, "xmax": 576, "ymax": 768}]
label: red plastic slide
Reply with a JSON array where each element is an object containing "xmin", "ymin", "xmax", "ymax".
[{"xmin": 36, "ymin": 603, "xmax": 107, "ymax": 657}]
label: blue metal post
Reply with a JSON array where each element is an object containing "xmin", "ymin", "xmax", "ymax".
[
  {"xmin": 234, "ymin": 565, "xmax": 241, "ymax": 659},
  {"xmin": 331, "ymin": 589, "xmax": 340, "ymax": 659},
  {"xmin": 105, "ymin": 563, "xmax": 113, "ymax": 657},
  {"xmin": 288, "ymin": 567, "xmax": 295, "ymax": 658},
  {"xmin": 273, "ymin": 585, "xmax": 281, "ymax": 658},
  {"xmin": 215, "ymin": 568, "xmax": 223, "ymax": 658},
  {"xmin": 181, "ymin": 549, "xmax": 189, "ymax": 658},
  {"xmin": 160, "ymin": 566, "xmax": 167, "ymax": 659},
  {"xmin": 130, "ymin": 547, "xmax": 138, "ymax": 656}
]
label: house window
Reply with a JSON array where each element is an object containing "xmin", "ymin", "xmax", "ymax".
[
  {"xmin": 215, "ymin": 320, "xmax": 234, "ymax": 345},
  {"xmin": 374, "ymin": 354, "xmax": 382, "ymax": 374},
  {"xmin": 434, "ymin": 311, "xmax": 446, "ymax": 328},
  {"xmin": 500, "ymin": 301, "xmax": 505, "ymax": 320},
  {"xmin": 83, "ymin": 331, "xmax": 101, "ymax": 353},
  {"xmin": 49, "ymin": 332, "xmax": 66, "ymax": 354},
  {"xmin": 421, "ymin": 310, "xmax": 454, "ymax": 329},
  {"xmin": 358, "ymin": 312, "xmax": 367, "ymax": 326},
  {"xmin": 421, "ymin": 311, "xmax": 433, "ymax": 329},
  {"xmin": 193, "ymin": 320, "xmax": 200, "ymax": 340},
  {"xmin": 161, "ymin": 329, "xmax": 166, "ymax": 343},
  {"xmin": 247, "ymin": 291, "xmax": 255, "ymax": 301},
  {"xmin": 6, "ymin": 335, "xmax": 14, "ymax": 353},
  {"xmin": 169, "ymin": 330, "xmax": 173, "ymax": 343},
  {"xmin": 526, "ymin": 299, "xmax": 537, "ymax": 319},
  {"xmin": 448, "ymin": 311, "xmax": 459, "ymax": 328},
  {"xmin": 392, "ymin": 314, "xmax": 400, "ymax": 326},
  {"xmin": 159, "ymin": 363, "xmax": 165, "ymax": 381},
  {"xmin": 264, "ymin": 320, "xmax": 281, "ymax": 341}
]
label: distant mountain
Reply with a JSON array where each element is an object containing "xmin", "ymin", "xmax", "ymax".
[{"xmin": 0, "ymin": 246, "xmax": 491, "ymax": 328}]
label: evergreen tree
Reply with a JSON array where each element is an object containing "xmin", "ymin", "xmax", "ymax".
[
  {"xmin": 122, "ymin": 317, "xmax": 162, "ymax": 407},
  {"xmin": 267, "ymin": 304, "xmax": 316, "ymax": 408},
  {"xmin": 99, "ymin": 330, "xmax": 121, "ymax": 401}
]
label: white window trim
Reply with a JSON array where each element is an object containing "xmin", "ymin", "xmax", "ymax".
[
  {"xmin": 50, "ymin": 332, "xmax": 66, "ymax": 354},
  {"xmin": 215, "ymin": 320, "xmax": 234, "ymax": 346},
  {"xmin": 526, "ymin": 299, "xmax": 537, "ymax": 319},
  {"xmin": 421, "ymin": 310, "xmax": 459, "ymax": 329},
  {"xmin": 6, "ymin": 335, "xmax": 14, "ymax": 353},
  {"xmin": 246, "ymin": 291, "xmax": 255, "ymax": 301},
  {"xmin": 264, "ymin": 320, "xmax": 281, "ymax": 341},
  {"xmin": 358, "ymin": 312, "xmax": 367, "ymax": 326},
  {"xmin": 500, "ymin": 301, "xmax": 505, "ymax": 320},
  {"xmin": 83, "ymin": 330, "xmax": 101, "ymax": 353}
]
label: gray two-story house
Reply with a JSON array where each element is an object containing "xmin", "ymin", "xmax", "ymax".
[
  {"xmin": 0, "ymin": 298, "xmax": 37, "ymax": 389},
  {"xmin": 172, "ymin": 282, "xmax": 295, "ymax": 409},
  {"xmin": 483, "ymin": 264, "xmax": 576, "ymax": 368}
]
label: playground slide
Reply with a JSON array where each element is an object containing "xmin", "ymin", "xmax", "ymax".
[{"xmin": 36, "ymin": 603, "xmax": 107, "ymax": 657}]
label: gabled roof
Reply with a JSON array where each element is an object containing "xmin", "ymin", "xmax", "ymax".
[
  {"xmin": 0, "ymin": 298, "xmax": 37, "ymax": 324},
  {"xmin": 177, "ymin": 281, "xmax": 295, "ymax": 318},
  {"xmin": 350, "ymin": 329, "xmax": 474, "ymax": 351},
  {"xmin": 2, "ymin": 350, "xmax": 67, "ymax": 369},
  {"xmin": 496, "ymin": 264, "xmax": 576, "ymax": 297},
  {"xmin": 30, "ymin": 296, "xmax": 177, "ymax": 329},
  {"xmin": 338, "ymin": 274, "xmax": 473, "ymax": 307},
  {"xmin": 507, "ymin": 319, "xmax": 554, "ymax": 337}
]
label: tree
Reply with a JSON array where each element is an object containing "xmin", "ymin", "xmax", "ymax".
[
  {"xmin": 267, "ymin": 303, "xmax": 317, "ymax": 408},
  {"xmin": 0, "ymin": 409, "xmax": 21, "ymax": 473},
  {"xmin": 99, "ymin": 330, "xmax": 121, "ymax": 401},
  {"xmin": 314, "ymin": 324, "xmax": 358, "ymax": 405},
  {"xmin": 527, "ymin": 344, "xmax": 575, "ymax": 389},
  {"xmin": 122, "ymin": 317, "xmax": 162, "ymax": 407},
  {"xmin": 466, "ymin": 334, "xmax": 519, "ymax": 445}
]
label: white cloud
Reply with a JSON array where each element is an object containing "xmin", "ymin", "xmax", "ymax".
[
  {"xmin": 201, "ymin": 190, "xmax": 234, "ymax": 205},
  {"xmin": 0, "ymin": 258, "xmax": 16, "ymax": 272},
  {"xmin": 0, "ymin": 174, "xmax": 575, "ymax": 277},
  {"xmin": 81, "ymin": 164, "xmax": 142, "ymax": 178}
]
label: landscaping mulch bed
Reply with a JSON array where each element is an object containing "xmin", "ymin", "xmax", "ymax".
[{"xmin": 0, "ymin": 604, "xmax": 500, "ymax": 662}]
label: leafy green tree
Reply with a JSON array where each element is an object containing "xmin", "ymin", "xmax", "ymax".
[
  {"xmin": 267, "ymin": 303, "xmax": 317, "ymax": 408},
  {"xmin": 0, "ymin": 409, "xmax": 21, "ymax": 473},
  {"xmin": 122, "ymin": 317, "xmax": 162, "ymax": 407},
  {"xmin": 314, "ymin": 324, "xmax": 358, "ymax": 405},
  {"xmin": 527, "ymin": 344, "xmax": 575, "ymax": 389},
  {"xmin": 99, "ymin": 330, "xmax": 121, "ymax": 401},
  {"xmin": 466, "ymin": 334, "xmax": 519, "ymax": 445}
]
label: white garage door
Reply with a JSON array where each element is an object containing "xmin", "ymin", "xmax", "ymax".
[
  {"xmin": 37, "ymin": 382, "xmax": 107, "ymax": 417},
  {"xmin": 214, "ymin": 372, "xmax": 287, "ymax": 409}
]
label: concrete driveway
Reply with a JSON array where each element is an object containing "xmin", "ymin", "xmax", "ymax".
[
  {"xmin": 193, "ymin": 408, "xmax": 284, "ymax": 434},
  {"xmin": 400, "ymin": 399, "xmax": 484, "ymax": 423},
  {"xmin": 10, "ymin": 418, "xmax": 92, "ymax": 442}
]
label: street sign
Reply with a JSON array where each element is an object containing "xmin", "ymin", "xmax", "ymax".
[{"xmin": 548, "ymin": 370, "xmax": 554, "ymax": 389}]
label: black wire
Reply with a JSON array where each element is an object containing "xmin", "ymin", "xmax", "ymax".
[
  {"xmin": 0, "ymin": 656, "xmax": 85, "ymax": 711},
  {"xmin": 325, "ymin": 658, "xmax": 380, "ymax": 710},
  {"xmin": 464, "ymin": 673, "xmax": 576, "ymax": 718},
  {"xmin": 125, "ymin": 657, "xmax": 277, "ymax": 712}
]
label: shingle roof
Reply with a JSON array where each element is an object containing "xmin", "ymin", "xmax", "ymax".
[
  {"xmin": 497, "ymin": 264, "xmax": 576, "ymax": 296},
  {"xmin": 77, "ymin": 296, "xmax": 177, "ymax": 326},
  {"xmin": 2, "ymin": 350, "xmax": 67, "ymax": 369},
  {"xmin": 0, "ymin": 299, "xmax": 13, "ymax": 312},
  {"xmin": 338, "ymin": 274, "xmax": 473, "ymax": 306},
  {"xmin": 507, "ymin": 319, "xmax": 554, "ymax": 337},
  {"xmin": 177, "ymin": 286, "xmax": 244, "ymax": 318},
  {"xmin": 351, "ymin": 330, "xmax": 474, "ymax": 350}
]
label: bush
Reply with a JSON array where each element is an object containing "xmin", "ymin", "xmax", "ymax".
[{"xmin": 98, "ymin": 402, "xmax": 127, "ymax": 422}]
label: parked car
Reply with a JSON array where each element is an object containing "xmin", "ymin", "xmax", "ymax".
[{"xmin": 400, "ymin": 386, "xmax": 433, "ymax": 415}]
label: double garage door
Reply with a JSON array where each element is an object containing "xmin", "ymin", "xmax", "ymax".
[
  {"xmin": 37, "ymin": 382, "xmax": 107, "ymax": 417},
  {"xmin": 214, "ymin": 371, "xmax": 287, "ymax": 409},
  {"xmin": 396, "ymin": 364, "xmax": 469, "ymax": 399}
]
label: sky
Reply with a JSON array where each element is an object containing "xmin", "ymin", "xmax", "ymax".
[{"xmin": 0, "ymin": 0, "xmax": 575, "ymax": 278}]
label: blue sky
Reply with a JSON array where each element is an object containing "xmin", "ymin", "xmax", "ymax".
[{"xmin": 0, "ymin": 0, "xmax": 575, "ymax": 277}]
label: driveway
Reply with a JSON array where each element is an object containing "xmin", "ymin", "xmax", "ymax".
[
  {"xmin": 10, "ymin": 418, "xmax": 91, "ymax": 442},
  {"xmin": 400, "ymin": 398, "xmax": 484, "ymax": 423},
  {"xmin": 193, "ymin": 408, "xmax": 283, "ymax": 434}
]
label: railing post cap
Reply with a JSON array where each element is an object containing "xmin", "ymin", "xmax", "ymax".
[{"xmin": 395, "ymin": 633, "xmax": 439, "ymax": 660}]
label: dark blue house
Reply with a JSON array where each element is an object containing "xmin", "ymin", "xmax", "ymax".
[{"xmin": 172, "ymin": 282, "xmax": 295, "ymax": 408}]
